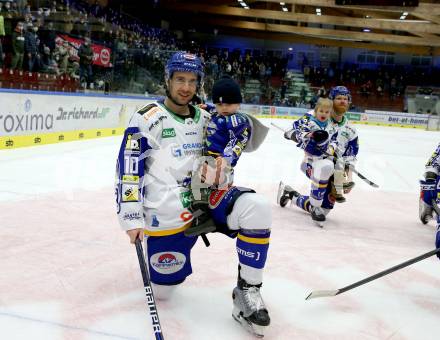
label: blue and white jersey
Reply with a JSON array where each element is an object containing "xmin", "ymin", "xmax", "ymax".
[
  {"xmin": 426, "ymin": 143, "xmax": 440, "ymax": 175},
  {"xmin": 328, "ymin": 116, "xmax": 359, "ymax": 165},
  {"xmin": 291, "ymin": 113, "xmax": 358, "ymax": 164},
  {"xmin": 115, "ymin": 101, "xmax": 210, "ymax": 235},
  {"xmin": 205, "ymin": 112, "xmax": 251, "ymax": 167}
]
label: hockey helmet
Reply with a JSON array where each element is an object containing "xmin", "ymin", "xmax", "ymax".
[
  {"xmin": 165, "ymin": 51, "xmax": 204, "ymax": 83},
  {"xmin": 329, "ymin": 86, "xmax": 351, "ymax": 102}
]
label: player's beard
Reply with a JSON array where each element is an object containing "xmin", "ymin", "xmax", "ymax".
[{"xmin": 334, "ymin": 103, "xmax": 348, "ymax": 116}]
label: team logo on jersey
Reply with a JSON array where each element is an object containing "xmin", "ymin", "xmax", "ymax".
[
  {"xmin": 162, "ymin": 128, "xmax": 176, "ymax": 138},
  {"xmin": 122, "ymin": 184, "xmax": 139, "ymax": 202},
  {"xmin": 125, "ymin": 134, "xmax": 140, "ymax": 152},
  {"xmin": 150, "ymin": 252, "xmax": 186, "ymax": 274},
  {"xmin": 209, "ymin": 189, "xmax": 228, "ymax": 208},
  {"xmin": 151, "ymin": 215, "xmax": 160, "ymax": 227}
]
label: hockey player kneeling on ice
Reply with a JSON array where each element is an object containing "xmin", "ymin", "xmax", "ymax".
[
  {"xmin": 420, "ymin": 143, "xmax": 440, "ymax": 229},
  {"xmin": 278, "ymin": 87, "xmax": 359, "ymax": 225},
  {"xmin": 115, "ymin": 53, "xmax": 271, "ymax": 337}
]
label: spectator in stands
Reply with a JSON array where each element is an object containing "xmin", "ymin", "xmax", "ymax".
[
  {"xmin": 78, "ymin": 37, "xmax": 94, "ymax": 88},
  {"xmin": 41, "ymin": 22, "xmax": 57, "ymax": 53},
  {"xmin": 11, "ymin": 22, "xmax": 25, "ymax": 71},
  {"xmin": 54, "ymin": 40, "xmax": 70, "ymax": 75},
  {"xmin": 24, "ymin": 23, "xmax": 40, "ymax": 72}
]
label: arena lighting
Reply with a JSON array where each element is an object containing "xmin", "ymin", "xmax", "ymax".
[
  {"xmin": 282, "ymin": 7, "xmax": 288, "ymax": 11},
  {"xmin": 316, "ymin": 8, "xmax": 321, "ymax": 15},
  {"xmin": 280, "ymin": 2, "xmax": 285, "ymax": 5},
  {"xmin": 288, "ymin": 47, "xmax": 293, "ymax": 51},
  {"xmin": 363, "ymin": 28, "xmax": 371, "ymax": 32}
]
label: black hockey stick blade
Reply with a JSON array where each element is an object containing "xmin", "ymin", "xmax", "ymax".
[
  {"xmin": 351, "ymin": 168, "xmax": 379, "ymax": 188},
  {"xmin": 135, "ymin": 238, "xmax": 165, "ymax": 340},
  {"xmin": 306, "ymin": 247, "xmax": 440, "ymax": 300}
]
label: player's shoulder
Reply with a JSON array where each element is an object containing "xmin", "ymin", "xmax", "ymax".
[
  {"xmin": 133, "ymin": 102, "xmax": 169, "ymax": 131},
  {"xmin": 228, "ymin": 112, "xmax": 250, "ymax": 128},
  {"xmin": 196, "ymin": 105, "xmax": 211, "ymax": 121}
]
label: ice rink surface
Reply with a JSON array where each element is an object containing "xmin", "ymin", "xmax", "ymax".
[{"xmin": 1, "ymin": 118, "xmax": 439, "ymax": 340}]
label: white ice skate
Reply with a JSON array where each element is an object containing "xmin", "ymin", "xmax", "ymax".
[
  {"xmin": 311, "ymin": 206, "xmax": 325, "ymax": 228},
  {"xmin": 232, "ymin": 278, "xmax": 270, "ymax": 338}
]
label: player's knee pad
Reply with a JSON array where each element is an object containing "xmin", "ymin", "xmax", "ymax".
[
  {"xmin": 227, "ymin": 193, "xmax": 272, "ymax": 231},
  {"xmin": 151, "ymin": 283, "xmax": 179, "ymax": 301},
  {"xmin": 312, "ymin": 159, "xmax": 334, "ymax": 181}
]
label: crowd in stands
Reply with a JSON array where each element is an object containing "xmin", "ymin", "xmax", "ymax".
[{"xmin": 0, "ymin": 0, "xmax": 439, "ymax": 113}]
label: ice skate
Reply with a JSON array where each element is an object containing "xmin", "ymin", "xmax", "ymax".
[
  {"xmin": 232, "ymin": 277, "xmax": 270, "ymax": 338},
  {"xmin": 277, "ymin": 181, "xmax": 300, "ymax": 208},
  {"xmin": 334, "ymin": 193, "xmax": 346, "ymax": 203},
  {"xmin": 311, "ymin": 206, "xmax": 325, "ymax": 228}
]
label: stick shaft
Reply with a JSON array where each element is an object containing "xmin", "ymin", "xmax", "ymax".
[
  {"xmin": 338, "ymin": 248, "xmax": 440, "ymax": 294},
  {"xmin": 135, "ymin": 239, "xmax": 165, "ymax": 340}
]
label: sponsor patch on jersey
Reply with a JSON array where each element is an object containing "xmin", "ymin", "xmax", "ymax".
[
  {"xmin": 122, "ymin": 184, "xmax": 139, "ymax": 202},
  {"xmin": 162, "ymin": 128, "xmax": 176, "ymax": 138},
  {"xmin": 150, "ymin": 252, "xmax": 186, "ymax": 274},
  {"xmin": 123, "ymin": 212, "xmax": 142, "ymax": 221},
  {"xmin": 138, "ymin": 104, "xmax": 159, "ymax": 118},
  {"xmin": 122, "ymin": 175, "xmax": 139, "ymax": 183},
  {"xmin": 149, "ymin": 115, "xmax": 167, "ymax": 131},
  {"xmin": 209, "ymin": 189, "xmax": 228, "ymax": 208},
  {"xmin": 172, "ymin": 146, "xmax": 182, "ymax": 157},
  {"xmin": 124, "ymin": 134, "xmax": 140, "ymax": 152},
  {"xmin": 180, "ymin": 211, "xmax": 192, "ymax": 222},
  {"xmin": 180, "ymin": 191, "xmax": 192, "ymax": 208}
]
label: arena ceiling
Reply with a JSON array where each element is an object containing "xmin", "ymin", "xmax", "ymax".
[{"xmin": 157, "ymin": 0, "xmax": 440, "ymax": 55}]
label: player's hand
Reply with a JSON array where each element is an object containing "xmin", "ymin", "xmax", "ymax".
[{"xmin": 126, "ymin": 228, "xmax": 143, "ymax": 244}]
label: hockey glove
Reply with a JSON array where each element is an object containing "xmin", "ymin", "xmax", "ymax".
[
  {"xmin": 304, "ymin": 130, "xmax": 330, "ymax": 157},
  {"xmin": 284, "ymin": 129, "xmax": 297, "ymax": 142},
  {"xmin": 184, "ymin": 200, "xmax": 217, "ymax": 237}
]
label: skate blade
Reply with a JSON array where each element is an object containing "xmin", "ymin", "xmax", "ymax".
[
  {"xmin": 312, "ymin": 220, "xmax": 324, "ymax": 228},
  {"xmin": 232, "ymin": 308, "xmax": 266, "ymax": 338},
  {"xmin": 276, "ymin": 181, "xmax": 285, "ymax": 205}
]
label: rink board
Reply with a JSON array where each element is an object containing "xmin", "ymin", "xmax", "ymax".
[{"xmin": 0, "ymin": 89, "xmax": 435, "ymax": 150}]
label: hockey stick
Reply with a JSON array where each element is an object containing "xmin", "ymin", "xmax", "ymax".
[
  {"xmin": 270, "ymin": 122, "xmax": 287, "ymax": 132},
  {"xmin": 349, "ymin": 167, "xmax": 379, "ymax": 188},
  {"xmin": 135, "ymin": 238, "xmax": 165, "ymax": 340},
  {"xmin": 305, "ymin": 247, "xmax": 440, "ymax": 300}
]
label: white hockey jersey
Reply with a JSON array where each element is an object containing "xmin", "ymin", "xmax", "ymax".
[{"xmin": 115, "ymin": 101, "xmax": 210, "ymax": 236}]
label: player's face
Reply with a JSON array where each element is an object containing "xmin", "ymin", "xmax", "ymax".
[
  {"xmin": 333, "ymin": 95, "xmax": 350, "ymax": 115},
  {"xmin": 168, "ymin": 71, "xmax": 198, "ymax": 106},
  {"xmin": 315, "ymin": 106, "xmax": 331, "ymax": 122},
  {"xmin": 215, "ymin": 103, "xmax": 240, "ymax": 116}
]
